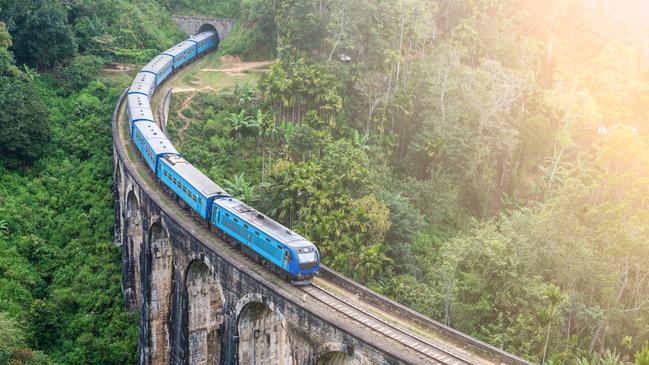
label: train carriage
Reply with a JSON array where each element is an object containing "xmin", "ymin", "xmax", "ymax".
[
  {"xmin": 163, "ymin": 40, "xmax": 197, "ymax": 70},
  {"xmin": 189, "ymin": 31, "xmax": 217, "ymax": 56},
  {"xmin": 132, "ymin": 121, "xmax": 178, "ymax": 172},
  {"xmin": 141, "ymin": 54, "xmax": 174, "ymax": 86},
  {"xmin": 158, "ymin": 155, "xmax": 229, "ymax": 219},
  {"xmin": 129, "ymin": 72, "xmax": 156, "ymax": 97},
  {"xmin": 126, "ymin": 93, "xmax": 155, "ymax": 133},
  {"xmin": 211, "ymin": 198, "xmax": 320, "ymax": 283},
  {"xmin": 127, "ymin": 30, "xmax": 321, "ymax": 285},
  {"xmin": 128, "ymin": 81, "xmax": 154, "ymax": 98}
]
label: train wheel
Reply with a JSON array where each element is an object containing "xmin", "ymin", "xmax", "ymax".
[{"xmin": 227, "ymin": 236, "xmax": 239, "ymax": 249}]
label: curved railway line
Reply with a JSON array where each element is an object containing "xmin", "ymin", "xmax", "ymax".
[
  {"xmin": 114, "ymin": 35, "xmax": 534, "ymax": 365},
  {"xmin": 302, "ymin": 283, "xmax": 479, "ymax": 365}
]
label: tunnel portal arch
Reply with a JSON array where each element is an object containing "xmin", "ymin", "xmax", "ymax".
[{"xmin": 198, "ymin": 23, "xmax": 218, "ymax": 35}]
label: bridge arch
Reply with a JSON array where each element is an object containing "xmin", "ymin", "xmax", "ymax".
[
  {"xmin": 125, "ymin": 189, "xmax": 142, "ymax": 309},
  {"xmin": 236, "ymin": 297, "xmax": 293, "ymax": 364},
  {"xmin": 185, "ymin": 259, "xmax": 224, "ymax": 364},
  {"xmin": 147, "ymin": 219, "xmax": 173, "ymax": 364},
  {"xmin": 115, "ymin": 164, "xmax": 123, "ymax": 196},
  {"xmin": 315, "ymin": 343, "xmax": 362, "ymax": 365}
]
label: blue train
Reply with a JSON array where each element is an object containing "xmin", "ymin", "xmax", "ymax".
[{"xmin": 126, "ymin": 31, "xmax": 320, "ymax": 284}]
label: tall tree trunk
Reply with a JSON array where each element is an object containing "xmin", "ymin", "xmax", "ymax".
[
  {"xmin": 395, "ymin": 10, "xmax": 405, "ymax": 87},
  {"xmin": 542, "ymin": 321, "xmax": 552, "ymax": 364}
]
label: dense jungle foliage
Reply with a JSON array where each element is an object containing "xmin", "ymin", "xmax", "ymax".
[
  {"xmin": 166, "ymin": 1, "xmax": 649, "ymax": 364},
  {"xmin": 0, "ymin": 0, "xmax": 648, "ymax": 364},
  {"xmin": 0, "ymin": 0, "xmax": 187, "ymax": 362}
]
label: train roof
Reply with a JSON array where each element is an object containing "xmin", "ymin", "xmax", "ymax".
[
  {"xmin": 141, "ymin": 54, "xmax": 172, "ymax": 74},
  {"xmin": 189, "ymin": 32, "xmax": 216, "ymax": 43},
  {"xmin": 127, "ymin": 93, "xmax": 149, "ymax": 109},
  {"xmin": 133, "ymin": 72, "xmax": 156, "ymax": 85},
  {"xmin": 163, "ymin": 41, "xmax": 195, "ymax": 57},
  {"xmin": 134, "ymin": 121, "xmax": 178, "ymax": 156},
  {"xmin": 216, "ymin": 198, "xmax": 313, "ymax": 248},
  {"xmin": 129, "ymin": 81, "xmax": 153, "ymax": 96},
  {"xmin": 127, "ymin": 94, "xmax": 154, "ymax": 121},
  {"xmin": 162, "ymin": 155, "xmax": 228, "ymax": 197}
]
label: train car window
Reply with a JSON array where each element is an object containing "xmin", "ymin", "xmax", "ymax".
[
  {"xmin": 266, "ymin": 238, "xmax": 271, "ymax": 243},
  {"xmin": 225, "ymin": 213, "xmax": 230, "ymax": 217},
  {"xmin": 255, "ymin": 231, "xmax": 260, "ymax": 236},
  {"xmin": 243, "ymin": 224, "xmax": 248, "ymax": 229},
  {"xmin": 233, "ymin": 217, "xmax": 238, "ymax": 222}
]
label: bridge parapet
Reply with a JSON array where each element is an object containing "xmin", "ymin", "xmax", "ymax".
[
  {"xmin": 113, "ymin": 90, "xmax": 411, "ymax": 364},
  {"xmin": 113, "ymin": 41, "xmax": 535, "ymax": 362}
]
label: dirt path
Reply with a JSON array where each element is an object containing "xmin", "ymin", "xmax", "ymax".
[
  {"xmin": 173, "ymin": 86, "xmax": 217, "ymax": 93},
  {"xmin": 102, "ymin": 63, "xmax": 136, "ymax": 72},
  {"xmin": 176, "ymin": 92, "xmax": 196, "ymax": 145},
  {"xmin": 202, "ymin": 60, "xmax": 273, "ymax": 75}
]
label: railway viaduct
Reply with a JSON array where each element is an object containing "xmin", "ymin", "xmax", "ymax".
[{"xmin": 112, "ymin": 18, "xmax": 534, "ymax": 365}]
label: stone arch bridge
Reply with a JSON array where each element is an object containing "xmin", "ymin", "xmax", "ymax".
[
  {"xmin": 114, "ymin": 96, "xmax": 533, "ymax": 364},
  {"xmin": 112, "ymin": 24, "xmax": 533, "ymax": 364}
]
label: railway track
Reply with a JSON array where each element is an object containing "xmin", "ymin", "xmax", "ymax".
[
  {"xmin": 121, "ymin": 102, "xmax": 494, "ymax": 365},
  {"xmin": 117, "ymin": 84, "xmax": 530, "ymax": 365},
  {"xmin": 302, "ymin": 283, "xmax": 484, "ymax": 365}
]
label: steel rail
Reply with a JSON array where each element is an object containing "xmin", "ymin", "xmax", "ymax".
[{"xmin": 302, "ymin": 283, "xmax": 484, "ymax": 365}]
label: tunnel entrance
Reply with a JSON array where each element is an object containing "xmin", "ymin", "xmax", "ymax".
[
  {"xmin": 237, "ymin": 302, "xmax": 293, "ymax": 364},
  {"xmin": 198, "ymin": 23, "xmax": 219, "ymax": 37},
  {"xmin": 185, "ymin": 260, "xmax": 224, "ymax": 364},
  {"xmin": 148, "ymin": 221, "xmax": 172, "ymax": 364}
]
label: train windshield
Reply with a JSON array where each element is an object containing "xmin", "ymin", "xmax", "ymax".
[
  {"xmin": 297, "ymin": 246, "xmax": 317, "ymax": 263},
  {"xmin": 298, "ymin": 252, "xmax": 317, "ymax": 263}
]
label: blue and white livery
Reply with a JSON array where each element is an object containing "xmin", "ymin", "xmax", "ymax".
[{"xmin": 126, "ymin": 30, "xmax": 320, "ymax": 284}]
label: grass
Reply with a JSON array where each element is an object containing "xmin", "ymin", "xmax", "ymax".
[{"xmin": 164, "ymin": 51, "xmax": 269, "ymax": 92}]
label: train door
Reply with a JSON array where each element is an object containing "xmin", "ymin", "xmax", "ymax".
[{"xmin": 282, "ymin": 250, "xmax": 289, "ymax": 270}]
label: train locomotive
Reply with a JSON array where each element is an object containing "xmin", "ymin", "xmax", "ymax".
[{"xmin": 125, "ymin": 31, "xmax": 320, "ymax": 285}]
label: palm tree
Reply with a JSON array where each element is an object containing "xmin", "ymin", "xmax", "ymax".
[
  {"xmin": 22, "ymin": 65, "xmax": 37, "ymax": 81},
  {"xmin": 225, "ymin": 110, "xmax": 254, "ymax": 140},
  {"xmin": 251, "ymin": 109, "xmax": 268, "ymax": 147},
  {"xmin": 541, "ymin": 284, "xmax": 564, "ymax": 364},
  {"xmin": 278, "ymin": 121, "xmax": 296, "ymax": 153},
  {"xmin": 225, "ymin": 81, "xmax": 256, "ymax": 107},
  {"xmin": 0, "ymin": 219, "xmax": 8, "ymax": 238},
  {"xmin": 351, "ymin": 129, "xmax": 370, "ymax": 152},
  {"xmin": 636, "ymin": 344, "xmax": 649, "ymax": 365},
  {"xmin": 356, "ymin": 244, "xmax": 391, "ymax": 283},
  {"xmin": 222, "ymin": 173, "xmax": 257, "ymax": 203}
]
